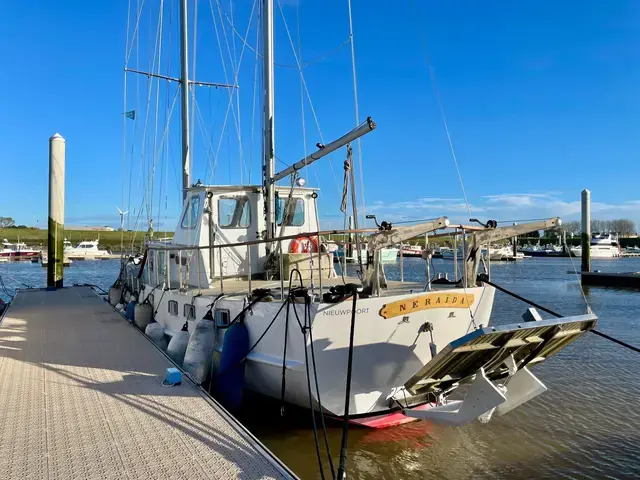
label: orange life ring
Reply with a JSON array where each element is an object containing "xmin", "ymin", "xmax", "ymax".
[{"xmin": 290, "ymin": 235, "xmax": 319, "ymax": 253}]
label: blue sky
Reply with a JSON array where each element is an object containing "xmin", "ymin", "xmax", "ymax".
[{"xmin": 1, "ymin": 1, "xmax": 638, "ymax": 231}]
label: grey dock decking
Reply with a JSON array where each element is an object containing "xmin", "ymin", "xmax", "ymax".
[{"xmin": 0, "ymin": 287, "xmax": 295, "ymax": 479}]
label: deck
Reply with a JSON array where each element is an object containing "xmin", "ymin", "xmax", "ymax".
[
  {"xmin": 186, "ymin": 276, "xmax": 427, "ymax": 299},
  {"xmin": 0, "ymin": 287, "xmax": 295, "ymax": 479}
]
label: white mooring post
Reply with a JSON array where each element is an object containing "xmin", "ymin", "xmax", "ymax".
[
  {"xmin": 48, "ymin": 133, "xmax": 65, "ymax": 288},
  {"xmin": 581, "ymin": 189, "xmax": 591, "ymax": 273}
]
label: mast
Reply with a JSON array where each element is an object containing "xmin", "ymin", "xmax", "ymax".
[
  {"xmin": 263, "ymin": 0, "xmax": 276, "ymax": 243},
  {"xmin": 179, "ymin": 0, "xmax": 191, "ymax": 201}
]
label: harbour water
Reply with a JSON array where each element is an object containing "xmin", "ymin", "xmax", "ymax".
[{"xmin": 2, "ymin": 257, "xmax": 640, "ymax": 479}]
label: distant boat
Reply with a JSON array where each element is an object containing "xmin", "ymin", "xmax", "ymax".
[
  {"xmin": 64, "ymin": 240, "xmax": 111, "ymax": 259},
  {"xmin": 0, "ymin": 239, "xmax": 39, "ymax": 260},
  {"xmin": 519, "ymin": 243, "xmax": 564, "ymax": 257},
  {"xmin": 488, "ymin": 245, "xmax": 523, "ymax": 261},
  {"xmin": 399, "ymin": 243, "xmax": 423, "ymax": 258},
  {"xmin": 571, "ymin": 233, "xmax": 621, "ymax": 258}
]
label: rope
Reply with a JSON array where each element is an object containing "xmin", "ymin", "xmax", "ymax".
[
  {"xmin": 336, "ymin": 288, "xmax": 359, "ymax": 479},
  {"xmin": 563, "ymin": 234, "xmax": 591, "ymax": 312},
  {"xmin": 411, "ymin": 0, "xmax": 472, "ymax": 219},
  {"xmin": 479, "ymin": 275, "xmax": 640, "ymax": 355}
]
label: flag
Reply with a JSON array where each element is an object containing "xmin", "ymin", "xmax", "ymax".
[{"xmin": 124, "ymin": 110, "xmax": 136, "ymax": 120}]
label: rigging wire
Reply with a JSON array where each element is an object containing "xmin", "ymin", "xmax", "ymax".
[
  {"xmin": 346, "ymin": 0, "xmax": 367, "ymax": 226},
  {"xmin": 411, "ymin": 0, "xmax": 472, "ymax": 220},
  {"xmin": 122, "ymin": 0, "xmax": 133, "ymax": 253},
  {"xmin": 213, "ymin": 0, "xmax": 246, "ymax": 181},
  {"xmin": 248, "ymin": 4, "xmax": 260, "ymax": 184},
  {"xmin": 204, "ymin": 0, "xmax": 256, "ymax": 183},
  {"xmin": 129, "ymin": 88, "xmax": 181, "ymax": 248},
  {"xmin": 125, "ymin": 0, "xmax": 147, "ymax": 65},
  {"xmin": 275, "ymin": 0, "xmax": 341, "ymax": 196},
  {"xmin": 149, "ymin": 0, "xmax": 166, "ymax": 225},
  {"xmin": 219, "ymin": 6, "xmax": 350, "ymax": 70},
  {"xmin": 157, "ymin": 1, "xmax": 174, "ymax": 234}
]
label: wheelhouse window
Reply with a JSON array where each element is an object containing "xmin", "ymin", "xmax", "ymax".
[
  {"xmin": 181, "ymin": 195, "xmax": 201, "ymax": 229},
  {"xmin": 276, "ymin": 197, "xmax": 304, "ymax": 227},
  {"xmin": 218, "ymin": 196, "xmax": 251, "ymax": 228},
  {"xmin": 168, "ymin": 300, "xmax": 178, "ymax": 316}
]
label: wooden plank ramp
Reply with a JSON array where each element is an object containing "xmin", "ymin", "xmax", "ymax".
[{"xmin": 0, "ymin": 286, "xmax": 296, "ymax": 480}]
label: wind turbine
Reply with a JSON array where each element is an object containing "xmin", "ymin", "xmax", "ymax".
[{"xmin": 116, "ymin": 206, "xmax": 129, "ymax": 232}]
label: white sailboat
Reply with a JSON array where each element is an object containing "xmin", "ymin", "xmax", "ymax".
[{"xmin": 115, "ymin": 0, "xmax": 596, "ymax": 427}]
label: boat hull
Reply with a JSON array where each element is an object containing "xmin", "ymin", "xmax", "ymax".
[{"xmin": 145, "ymin": 283, "xmax": 495, "ymax": 417}]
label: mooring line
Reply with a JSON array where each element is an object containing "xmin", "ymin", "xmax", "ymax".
[{"xmin": 479, "ymin": 275, "xmax": 640, "ymax": 355}]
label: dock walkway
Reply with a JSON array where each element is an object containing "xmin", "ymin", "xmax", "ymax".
[{"xmin": 0, "ymin": 287, "xmax": 295, "ymax": 479}]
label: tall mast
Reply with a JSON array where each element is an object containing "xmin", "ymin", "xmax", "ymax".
[
  {"xmin": 263, "ymin": 0, "xmax": 276, "ymax": 242},
  {"xmin": 179, "ymin": 0, "xmax": 191, "ymax": 201}
]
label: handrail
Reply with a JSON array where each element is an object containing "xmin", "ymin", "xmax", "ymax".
[{"xmin": 145, "ymin": 228, "xmax": 381, "ymax": 252}]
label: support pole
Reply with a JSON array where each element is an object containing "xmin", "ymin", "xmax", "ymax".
[
  {"xmin": 48, "ymin": 133, "xmax": 65, "ymax": 288},
  {"xmin": 453, "ymin": 234, "xmax": 458, "ymax": 281},
  {"xmin": 179, "ymin": 0, "xmax": 191, "ymax": 200},
  {"xmin": 263, "ymin": 0, "xmax": 276, "ymax": 245},
  {"xmin": 581, "ymin": 189, "xmax": 591, "ymax": 272}
]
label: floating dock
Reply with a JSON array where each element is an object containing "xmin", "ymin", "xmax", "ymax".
[
  {"xmin": 581, "ymin": 271, "xmax": 640, "ymax": 288},
  {"xmin": 0, "ymin": 286, "xmax": 295, "ymax": 479}
]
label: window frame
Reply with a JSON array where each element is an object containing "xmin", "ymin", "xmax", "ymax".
[
  {"xmin": 168, "ymin": 300, "xmax": 178, "ymax": 316},
  {"xmin": 218, "ymin": 195, "xmax": 251, "ymax": 229},
  {"xmin": 276, "ymin": 197, "xmax": 305, "ymax": 227},
  {"xmin": 181, "ymin": 194, "xmax": 201, "ymax": 230},
  {"xmin": 183, "ymin": 304, "xmax": 195, "ymax": 320},
  {"xmin": 214, "ymin": 309, "xmax": 230, "ymax": 328}
]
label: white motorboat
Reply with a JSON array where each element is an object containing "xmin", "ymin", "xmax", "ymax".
[
  {"xmin": 114, "ymin": 0, "xmax": 597, "ymax": 428},
  {"xmin": 64, "ymin": 240, "xmax": 111, "ymax": 259},
  {"xmin": 571, "ymin": 233, "xmax": 621, "ymax": 258}
]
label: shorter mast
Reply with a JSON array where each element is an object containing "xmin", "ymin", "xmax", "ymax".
[
  {"xmin": 263, "ymin": 0, "xmax": 276, "ymax": 244},
  {"xmin": 179, "ymin": 0, "xmax": 191, "ymax": 201}
]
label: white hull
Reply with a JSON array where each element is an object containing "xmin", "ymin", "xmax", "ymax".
[
  {"xmin": 571, "ymin": 246, "xmax": 621, "ymax": 258},
  {"xmin": 144, "ymin": 283, "xmax": 495, "ymax": 417}
]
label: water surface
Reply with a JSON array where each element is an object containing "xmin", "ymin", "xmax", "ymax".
[{"xmin": 2, "ymin": 257, "xmax": 640, "ymax": 479}]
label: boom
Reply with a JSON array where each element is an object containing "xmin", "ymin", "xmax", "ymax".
[{"xmin": 466, "ymin": 217, "xmax": 562, "ymax": 287}]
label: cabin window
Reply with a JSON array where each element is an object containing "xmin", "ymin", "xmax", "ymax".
[
  {"xmin": 181, "ymin": 195, "xmax": 201, "ymax": 229},
  {"xmin": 183, "ymin": 304, "xmax": 195, "ymax": 320},
  {"xmin": 214, "ymin": 309, "xmax": 230, "ymax": 327},
  {"xmin": 218, "ymin": 196, "xmax": 251, "ymax": 228},
  {"xmin": 168, "ymin": 300, "xmax": 178, "ymax": 316},
  {"xmin": 276, "ymin": 197, "xmax": 304, "ymax": 227},
  {"xmin": 157, "ymin": 251, "xmax": 166, "ymax": 276}
]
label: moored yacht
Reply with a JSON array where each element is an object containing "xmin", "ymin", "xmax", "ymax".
[
  {"xmin": 0, "ymin": 239, "xmax": 39, "ymax": 260},
  {"xmin": 65, "ymin": 240, "xmax": 112, "ymax": 259},
  {"xmin": 571, "ymin": 233, "xmax": 621, "ymax": 258},
  {"xmin": 113, "ymin": 0, "xmax": 598, "ymax": 429}
]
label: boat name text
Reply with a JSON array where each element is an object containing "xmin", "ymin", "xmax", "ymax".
[{"xmin": 379, "ymin": 293, "xmax": 475, "ymax": 319}]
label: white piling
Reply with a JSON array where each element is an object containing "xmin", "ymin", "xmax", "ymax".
[
  {"xmin": 48, "ymin": 133, "xmax": 65, "ymax": 288},
  {"xmin": 581, "ymin": 189, "xmax": 591, "ymax": 272}
]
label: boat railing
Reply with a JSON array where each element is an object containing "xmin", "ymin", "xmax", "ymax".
[
  {"xmin": 136, "ymin": 225, "xmax": 480, "ymax": 298},
  {"xmin": 142, "ymin": 228, "xmax": 379, "ymax": 299}
]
